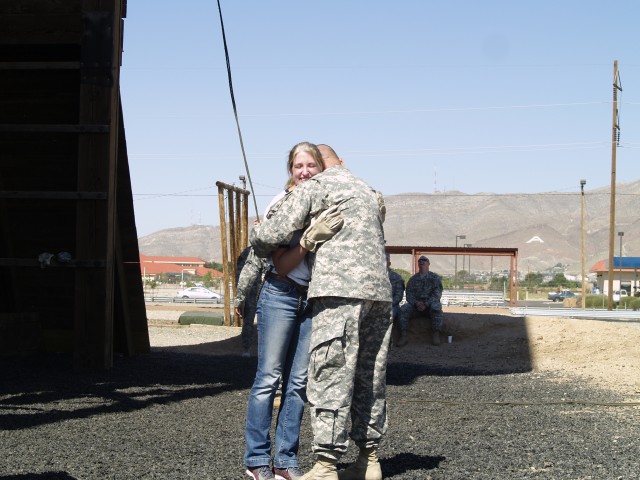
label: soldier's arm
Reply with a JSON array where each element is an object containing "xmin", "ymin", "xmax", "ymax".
[
  {"xmin": 235, "ymin": 249, "xmax": 262, "ymax": 308},
  {"xmin": 398, "ymin": 279, "xmax": 406, "ymax": 304},
  {"xmin": 271, "ymin": 245, "xmax": 308, "ymax": 276},
  {"xmin": 392, "ymin": 276, "xmax": 405, "ymax": 305},
  {"xmin": 405, "ymin": 277, "xmax": 417, "ymax": 305},
  {"xmin": 251, "ymin": 182, "xmax": 318, "ymax": 257},
  {"xmin": 434, "ymin": 278, "xmax": 444, "ymax": 300}
]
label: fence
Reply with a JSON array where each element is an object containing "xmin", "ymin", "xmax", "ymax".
[{"xmin": 441, "ymin": 290, "xmax": 506, "ymax": 307}]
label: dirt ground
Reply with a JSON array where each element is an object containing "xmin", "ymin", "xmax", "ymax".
[{"xmin": 146, "ymin": 304, "xmax": 640, "ymax": 397}]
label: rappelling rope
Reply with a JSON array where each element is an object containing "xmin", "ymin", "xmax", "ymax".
[{"xmin": 216, "ymin": 0, "xmax": 260, "ymax": 220}]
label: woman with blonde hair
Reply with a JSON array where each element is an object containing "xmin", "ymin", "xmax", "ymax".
[{"xmin": 244, "ymin": 142, "xmax": 325, "ymax": 480}]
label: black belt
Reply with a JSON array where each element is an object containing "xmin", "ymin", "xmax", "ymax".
[{"xmin": 266, "ymin": 271, "xmax": 309, "ymax": 294}]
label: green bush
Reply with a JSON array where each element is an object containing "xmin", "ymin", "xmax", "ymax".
[
  {"xmin": 584, "ymin": 294, "xmax": 607, "ymax": 308},
  {"xmin": 619, "ymin": 296, "xmax": 640, "ymax": 310}
]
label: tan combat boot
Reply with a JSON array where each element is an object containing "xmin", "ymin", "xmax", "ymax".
[
  {"xmin": 299, "ymin": 457, "xmax": 338, "ymax": 480},
  {"xmin": 337, "ymin": 448, "xmax": 382, "ymax": 480}
]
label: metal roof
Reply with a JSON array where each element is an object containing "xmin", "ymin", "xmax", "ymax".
[{"xmin": 591, "ymin": 257, "xmax": 640, "ymax": 272}]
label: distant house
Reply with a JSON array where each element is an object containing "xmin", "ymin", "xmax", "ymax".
[
  {"xmin": 139, "ymin": 255, "xmax": 223, "ymax": 283},
  {"xmin": 590, "ymin": 257, "xmax": 640, "ymax": 295}
]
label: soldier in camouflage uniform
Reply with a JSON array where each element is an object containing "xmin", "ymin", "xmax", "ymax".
[
  {"xmin": 386, "ymin": 253, "xmax": 405, "ymax": 326},
  {"xmin": 397, "ymin": 255, "xmax": 444, "ymax": 347},
  {"xmin": 252, "ymin": 144, "xmax": 392, "ymax": 480},
  {"xmin": 234, "ymin": 246, "xmax": 266, "ymax": 357}
]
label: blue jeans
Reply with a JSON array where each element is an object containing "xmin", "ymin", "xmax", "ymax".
[{"xmin": 244, "ymin": 276, "xmax": 312, "ymax": 469}]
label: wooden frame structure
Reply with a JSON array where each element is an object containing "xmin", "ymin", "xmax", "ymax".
[
  {"xmin": 386, "ymin": 245, "xmax": 519, "ymax": 307},
  {"xmin": 0, "ymin": 0, "xmax": 149, "ymax": 368},
  {"xmin": 216, "ymin": 180, "xmax": 250, "ymax": 326}
]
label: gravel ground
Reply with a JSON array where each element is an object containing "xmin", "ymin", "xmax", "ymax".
[{"xmin": 2, "ymin": 346, "xmax": 639, "ymax": 480}]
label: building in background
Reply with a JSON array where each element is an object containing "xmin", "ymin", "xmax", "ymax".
[
  {"xmin": 140, "ymin": 255, "xmax": 223, "ymax": 284},
  {"xmin": 590, "ymin": 257, "xmax": 640, "ymax": 296}
]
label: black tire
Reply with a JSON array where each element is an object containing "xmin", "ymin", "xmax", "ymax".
[{"xmin": 182, "ymin": 295, "xmax": 189, "ymax": 299}]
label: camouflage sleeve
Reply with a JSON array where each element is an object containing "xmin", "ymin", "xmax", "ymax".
[
  {"xmin": 391, "ymin": 274, "xmax": 405, "ymax": 305},
  {"xmin": 251, "ymin": 181, "xmax": 321, "ymax": 257},
  {"xmin": 375, "ymin": 190, "xmax": 386, "ymax": 223},
  {"xmin": 432, "ymin": 275, "xmax": 443, "ymax": 301},
  {"xmin": 234, "ymin": 248, "xmax": 263, "ymax": 307},
  {"xmin": 405, "ymin": 276, "xmax": 418, "ymax": 305},
  {"xmin": 235, "ymin": 247, "xmax": 251, "ymax": 284}
]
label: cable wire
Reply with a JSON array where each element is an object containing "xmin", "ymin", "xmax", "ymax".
[{"xmin": 216, "ymin": 0, "xmax": 260, "ymax": 219}]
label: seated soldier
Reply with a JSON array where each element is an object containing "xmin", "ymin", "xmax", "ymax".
[{"xmin": 397, "ymin": 256, "xmax": 444, "ymax": 346}]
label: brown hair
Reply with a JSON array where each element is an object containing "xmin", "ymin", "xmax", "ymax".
[{"xmin": 285, "ymin": 141, "xmax": 325, "ymax": 189}]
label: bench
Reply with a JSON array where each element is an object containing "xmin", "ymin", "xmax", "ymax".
[{"xmin": 441, "ymin": 290, "xmax": 506, "ymax": 307}]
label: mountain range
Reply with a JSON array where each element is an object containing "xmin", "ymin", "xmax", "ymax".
[{"xmin": 138, "ymin": 180, "xmax": 640, "ymax": 276}]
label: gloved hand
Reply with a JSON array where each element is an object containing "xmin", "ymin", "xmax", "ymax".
[{"xmin": 299, "ymin": 205, "xmax": 344, "ymax": 253}]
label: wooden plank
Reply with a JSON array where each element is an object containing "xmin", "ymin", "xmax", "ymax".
[
  {"xmin": 0, "ymin": 61, "xmax": 81, "ymax": 69},
  {"xmin": 217, "ymin": 186, "xmax": 231, "ymax": 327},
  {"xmin": 114, "ymin": 98, "xmax": 149, "ymax": 354},
  {"xmin": 0, "ymin": 15, "xmax": 82, "ymax": 44},
  {"xmin": 0, "ymin": 175, "xmax": 19, "ymax": 311},
  {"xmin": 0, "ymin": 191, "xmax": 106, "ymax": 200},
  {"xmin": 0, "ymin": 124, "xmax": 109, "ymax": 133},
  {"xmin": 74, "ymin": 0, "xmax": 121, "ymax": 369},
  {"xmin": 114, "ymin": 223, "xmax": 134, "ymax": 356},
  {"xmin": 0, "ymin": 258, "xmax": 105, "ymax": 267},
  {"xmin": 0, "ymin": 0, "xmax": 81, "ymax": 15}
]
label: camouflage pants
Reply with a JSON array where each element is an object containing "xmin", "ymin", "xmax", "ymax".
[
  {"xmin": 241, "ymin": 301, "xmax": 257, "ymax": 350},
  {"xmin": 391, "ymin": 304, "xmax": 402, "ymax": 324},
  {"xmin": 399, "ymin": 300, "xmax": 443, "ymax": 332},
  {"xmin": 241, "ymin": 283, "xmax": 262, "ymax": 350},
  {"xmin": 307, "ymin": 297, "xmax": 392, "ymax": 461}
]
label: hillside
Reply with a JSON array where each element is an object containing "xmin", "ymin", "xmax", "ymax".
[{"xmin": 138, "ymin": 180, "xmax": 640, "ymax": 275}]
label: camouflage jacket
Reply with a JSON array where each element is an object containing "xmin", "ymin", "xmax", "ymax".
[
  {"xmin": 234, "ymin": 247, "xmax": 266, "ymax": 308},
  {"xmin": 405, "ymin": 271, "xmax": 443, "ymax": 306},
  {"xmin": 388, "ymin": 270, "xmax": 405, "ymax": 307},
  {"xmin": 251, "ymin": 165, "xmax": 391, "ymax": 302}
]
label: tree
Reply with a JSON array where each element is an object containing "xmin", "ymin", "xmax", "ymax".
[
  {"xmin": 393, "ymin": 268, "xmax": 411, "ymax": 285},
  {"xmin": 205, "ymin": 260, "xmax": 224, "ymax": 271},
  {"xmin": 545, "ymin": 273, "xmax": 578, "ymax": 289},
  {"xmin": 524, "ymin": 272, "xmax": 544, "ymax": 288},
  {"xmin": 488, "ymin": 275, "xmax": 508, "ymax": 291}
]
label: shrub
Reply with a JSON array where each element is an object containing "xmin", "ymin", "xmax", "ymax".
[
  {"xmin": 619, "ymin": 296, "xmax": 634, "ymax": 309},
  {"xmin": 585, "ymin": 294, "xmax": 607, "ymax": 309}
]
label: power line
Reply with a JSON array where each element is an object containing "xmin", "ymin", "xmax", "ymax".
[
  {"xmin": 128, "ymin": 140, "xmax": 637, "ymax": 161},
  {"xmin": 133, "ymin": 190, "xmax": 640, "ymax": 201},
  {"xmin": 239, "ymin": 101, "xmax": 613, "ymax": 117},
  {"xmin": 122, "ymin": 100, "xmax": 640, "ymax": 119}
]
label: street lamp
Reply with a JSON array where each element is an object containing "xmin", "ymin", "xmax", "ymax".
[
  {"xmin": 580, "ymin": 179, "xmax": 586, "ymax": 308},
  {"xmin": 454, "ymin": 234, "xmax": 466, "ymax": 290},
  {"xmin": 618, "ymin": 231, "xmax": 624, "ymax": 295},
  {"xmin": 464, "ymin": 244, "xmax": 472, "ymax": 286}
]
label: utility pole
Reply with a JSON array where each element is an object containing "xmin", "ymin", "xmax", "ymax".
[
  {"xmin": 607, "ymin": 60, "xmax": 622, "ymax": 310},
  {"xmin": 580, "ymin": 179, "xmax": 586, "ymax": 308}
]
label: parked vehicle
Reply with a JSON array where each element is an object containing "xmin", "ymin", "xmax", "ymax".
[
  {"xmin": 176, "ymin": 287, "xmax": 222, "ymax": 302},
  {"xmin": 547, "ymin": 289, "xmax": 576, "ymax": 302},
  {"xmin": 613, "ymin": 289, "xmax": 628, "ymax": 303}
]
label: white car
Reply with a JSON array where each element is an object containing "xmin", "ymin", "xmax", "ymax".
[
  {"xmin": 176, "ymin": 287, "xmax": 222, "ymax": 302},
  {"xmin": 613, "ymin": 289, "xmax": 628, "ymax": 303}
]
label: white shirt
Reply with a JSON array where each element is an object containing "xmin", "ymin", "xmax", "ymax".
[{"xmin": 263, "ymin": 190, "xmax": 310, "ymax": 286}]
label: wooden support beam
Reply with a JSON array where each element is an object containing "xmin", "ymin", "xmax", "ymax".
[
  {"xmin": 217, "ymin": 185, "xmax": 231, "ymax": 327},
  {"xmin": 0, "ymin": 191, "xmax": 106, "ymax": 200},
  {"xmin": 74, "ymin": 0, "xmax": 122, "ymax": 369}
]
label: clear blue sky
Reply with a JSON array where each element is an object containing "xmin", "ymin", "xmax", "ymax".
[{"xmin": 120, "ymin": 1, "xmax": 639, "ymax": 237}]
